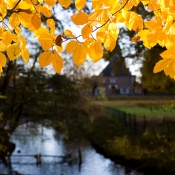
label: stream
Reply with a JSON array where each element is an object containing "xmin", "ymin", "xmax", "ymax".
[{"xmin": 0, "ymin": 124, "xmax": 144, "ymax": 175}]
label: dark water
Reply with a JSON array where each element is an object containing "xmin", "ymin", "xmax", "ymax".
[{"xmin": 0, "ymin": 124, "xmax": 144, "ymax": 175}]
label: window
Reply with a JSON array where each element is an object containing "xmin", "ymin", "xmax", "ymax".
[{"xmin": 109, "ymin": 77, "xmax": 117, "ymax": 84}]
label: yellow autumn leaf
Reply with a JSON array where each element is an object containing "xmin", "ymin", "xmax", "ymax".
[
  {"xmin": 128, "ymin": 12, "xmax": 143, "ymax": 31},
  {"xmin": 163, "ymin": 15, "xmax": 173, "ymax": 33},
  {"xmin": 19, "ymin": 35, "xmax": 27, "ymax": 49},
  {"xmin": 38, "ymin": 51, "xmax": 54, "ymax": 67},
  {"xmin": 56, "ymin": 45, "xmax": 63, "ymax": 53},
  {"xmin": 147, "ymin": 0, "xmax": 160, "ymax": 11},
  {"xmin": 72, "ymin": 43, "xmax": 87, "ymax": 66},
  {"xmin": 0, "ymin": 41, "xmax": 7, "ymax": 52},
  {"xmin": 52, "ymin": 50, "xmax": 63, "ymax": 73},
  {"xmin": 108, "ymin": 0, "xmax": 121, "ymax": 14},
  {"xmin": 40, "ymin": 4, "xmax": 52, "ymax": 18},
  {"xmin": 123, "ymin": 0, "xmax": 140, "ymax": 10},
  {"xmin": 88, "ymin": 9, "xmax": 110, "ymax": 26},
  {"xmin": 9, "ymin": 13, "xmax": 20, "ymax": 29},
  {"xmin": 22, "ymin": 48, "xmax": 30, "ymax": 62},
  {"xmin": 66, "ymin": 40, "xmax": 79, "ymax": 53},
  {"xmin": 153, "ymin": 58, "xmax": 169, "ymax": 73},
  {"xmin": 92, "ymin": 0, "xmax": 103, "ymax": 10},
  {"xmin": 0, "ymin": 66, "xmax": 3, "ymax": 74},
  {"xmin": 36, "ymin": 27, "xmax": 55, "ymax": 51},
  {"xmin": 0, "ymin": 52, "xmax": 6, "ymax": 67},
  {"xmin": 31, "ymin": 14, "xmax": 41, "ymax": 30},
  {"xmin": 64, "ymin": 29, "xmax": 76, "ymax": 38},
  {"xmin": 45, "ymin": 0, "xmax": 57, "ymax": 6},
  {"xmin": 83, "ymin": 38, "xmax": 95, "ymax": 45},
  {"xmin": 104, "ymin": 32, "xmax": 116, "ymax": 52},
  {"xmin": 96, "ymin": 26, "xmax": 107, "ymax": 42},
  {"xmin": 108, "ymin": 22, "xmax": 119, "ymax": 40},
  {"xmin": 75, "ymin": 0, "xmax": 86, "ymax": 11},
  {"xmin": 18, "ymin": 12, "xmax": 33, "ymax": 29},
  {"xmin": 17, "ymin": 1, "xmax": 33, "ymax": 9},
  {"xmin": 141, "ymin": 0, "xmax": 149, "ymax": 5},
  {"xmin": 2, "ymin": 31, "xmax": 16, "ymax": 45},
  {"xmin": 6, "ymin": 0, "xmax": 19, "ymax": 9},
  {"xmin": 71, "ymin": 12, "xmax": 89, "ymax": 25},
  {"xmin": 59, "ymin": 0, "xmax": 72, "ymax": 8},
  {"xmin": 81, "ymin": 24, "xmax": 93, "ymax": 39},
  {"xmin": 7, "ymin": 43, "xmax": 21, "ymax": 60},
  {"xmin": 87, "ymin": 40, "xmax": 103, "ymax": 62},
  {"xmin": 47, "ymin": 19, "xmax": 55, "ymax": 34},
  {"xmin": 39, "ymin": 36, "xmax": 55, "ymax": 50}
]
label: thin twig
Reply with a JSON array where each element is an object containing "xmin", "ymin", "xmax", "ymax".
[{"xmin": 63, "ymin": 0, "xmax": 130, "ymax": 43}]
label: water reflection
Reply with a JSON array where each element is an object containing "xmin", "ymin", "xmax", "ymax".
[{"xmin": 0, "ymin": 124, "xmax": 144, "ymax": 175}]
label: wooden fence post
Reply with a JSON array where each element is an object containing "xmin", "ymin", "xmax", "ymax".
[
  {"xmin": 134, "ymin": 115, "xmax": 137, "ymax": 134},
  {"xmin": 128, "ymin": 113, "xmax": 131, "ymax": 127},
  {"xmin": 143, "ymin": 115, "xmax": 146, "ymax": 133}
]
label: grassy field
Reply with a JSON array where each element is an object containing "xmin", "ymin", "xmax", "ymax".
[{"xmin": 93, "ymin": 97, "xmax": 175, "ymax": 119}]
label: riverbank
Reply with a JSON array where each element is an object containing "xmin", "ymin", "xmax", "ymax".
[{"xmin": 89, "ymin": 109, "xmax": 175, "ymax": 175}]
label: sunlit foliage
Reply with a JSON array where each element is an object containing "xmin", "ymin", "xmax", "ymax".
[{"xmin": 0, "ymin": 0, "xmax": 175, "ymax": 78}]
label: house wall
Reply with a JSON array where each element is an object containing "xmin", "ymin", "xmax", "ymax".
[{"xmin": 103, "ymin": 76, "xmax": 135, "ymax": 96}]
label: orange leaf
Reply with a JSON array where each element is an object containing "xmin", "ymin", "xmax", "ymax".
[
  {"xmin": 72, "ymin": 43, "xmax": 87, "ymax": 66},
  {"xmin": 88, "ymin": 40, "xmax": 103, "ymax": 62},
  {"xmin": 59, "ymin": 0, "xmax": 72, "ymax": 8},
  {"xmin": 52, "ymin": 50, "xmax": 63, "ymax": 73},
  {"xmin": 22, "ymin": 48, "xmax": 30, "ymax": 62},
  {"xmin": 71, "ymin": 12, "xmax": 89, "ymax": 25},
  {"xmin": 81, "ymin": 24, "xmax": 93, "ymax": 39},
  {"xmin": 64, "ymin": 29, "xmax": 76, "ymax": 38},
  {"xmin": 131, "ymin": 35, "xmax": 140, "ymax": 42},
  {"xmin": 31, "ymin": 14, "xmax": 41, "ymax": 30},
  {"xmin": 38, "ymin": 51, "xmax": 54, "ymax": 67},
  {"xmin": 0, "ymin": 52, "xmax": 6, "ymax": 67},
  {"xmin": 75, "ymin": 0, "xmax": 86, "ymax": 11},
  {"xmin": 7, "ymin": 43, "xmax": 21, "ymax": 60},
  {"xmin": 66, "ymin": 40, "xmax": 79, "ymax": 53}
]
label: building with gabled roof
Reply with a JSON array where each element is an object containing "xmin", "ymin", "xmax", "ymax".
[{"xmin": 101, "ymin": 53, "xmax": 135, "ymax": 96}]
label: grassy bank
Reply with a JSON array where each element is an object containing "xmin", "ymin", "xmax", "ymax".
[
  {"xmin": 93, "ymin": 98, "xmax": 175, "ymax": 118},
  {"xmin": 90, "ymin": 105, "xmax": 175, "ymax": 175}
]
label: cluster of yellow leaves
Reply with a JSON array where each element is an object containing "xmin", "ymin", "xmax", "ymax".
[{"xmin": 1, "ymin": 0, "xmax": 175, "ymax": 78}]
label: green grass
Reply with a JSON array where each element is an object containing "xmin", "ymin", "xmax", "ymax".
[{"xmin": 94, "ymin": 99, "xmax": 175, "ymax": 119}]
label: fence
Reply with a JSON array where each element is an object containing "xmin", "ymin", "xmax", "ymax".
[{"xmin": 104, "ymin": 106, "xmax": 175, "ymax": 141}]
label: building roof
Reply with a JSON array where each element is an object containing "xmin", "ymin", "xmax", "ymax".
[{"xmin": 102, "ymin": 53, "xmax": 131, "ymax": 76}]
